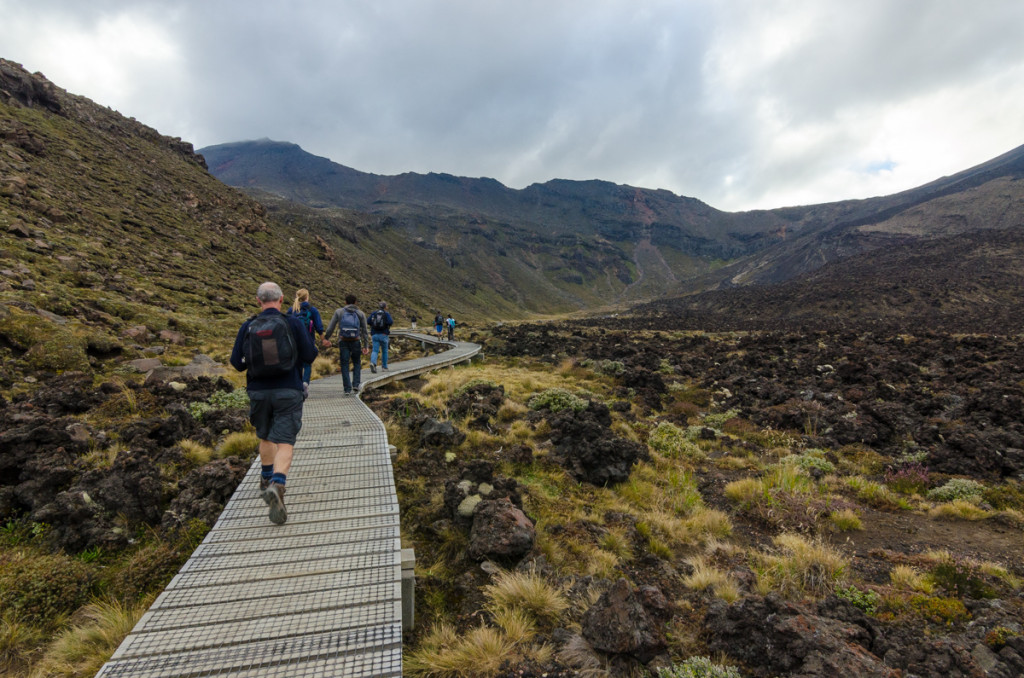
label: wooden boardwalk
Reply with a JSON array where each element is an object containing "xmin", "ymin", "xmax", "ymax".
[{"xmin": 96, "ymin": 333, "xmax": 481, "ymax": 678}]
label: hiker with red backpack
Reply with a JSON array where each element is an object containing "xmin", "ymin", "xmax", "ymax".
[
  {"xmin": 230, "ymin": 281, "xmax": 318, "ymax": 525},
  {"xmin": 286, "ymin": 288, "xmax": 324, "ymax": 394},
  {"xmin": 323, "ymin": 294, "xmax": 370, "ymax": 396}
]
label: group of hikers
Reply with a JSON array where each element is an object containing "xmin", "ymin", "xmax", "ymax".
[
  {"xmin": 411, "ymin": 311, "xmax": 458, "ymax": 340},
  {"xmin": 229, "ymin": 281, "xmax": 458, "ymax": 524}
]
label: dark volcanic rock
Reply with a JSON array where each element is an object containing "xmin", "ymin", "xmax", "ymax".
[
  {"xmin": 704, "ymin": 594, "xmax": 899, "ymax": 678},
  {"xmin": 162, "ymin": 457, "xmax": 249, "ymax": 533},
  {"xmin": 581, "ymin": 578, "xmax": 672, "ymax": 664},
  {"xmin": 467, "ymin": 497, "xmax": 535, "ymax": 562},
  {"xmin": 546, "ymin": 401, "xmax": 647, "ymax": 486},
  {"xmin": 447, "ymin": 382, "xmax": 505, "ymax": 429}
]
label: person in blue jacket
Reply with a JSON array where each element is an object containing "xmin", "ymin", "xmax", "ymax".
[
  {"xmin": 286, "ymin": 288, "xmax": 324, "ymax": 392},
  {"xmin": 230, "ymin": 281, "xmax": 318, "ymax": 525}
]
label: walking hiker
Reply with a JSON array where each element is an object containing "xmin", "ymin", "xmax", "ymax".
[
  {"xmin": 446, "ymin": 314, "xmax": 456, "ymax": 341},
  {"xmin": 410, "ymin": 313, "xmax": 418, "ymax": 330},
  {"xmin": 434, "ymin": 312, "xmax": 444, "ymax": 339},
  {"xmin": 230, "ymin": 281, "xmax": 318, "ymax": 525},
  {"xmin": 323, "ymin": 294, "xmax": 369, "ymax": 395},
  {"xmin": 368, "ymin": 301, "xmax": 393, "ymax": 373},
  {"xmin": 286, "ymin": 288, "xmax": 324, "ymax": 395}
]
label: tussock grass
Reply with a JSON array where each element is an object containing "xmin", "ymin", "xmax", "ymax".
[
  {"xmin": 929, "ymin": 499, "xmax": 990, "ymax": 521},
  {"xmin": 483, "ymin": 570, "xmax": 568, "ymax": 627},
  {"xmin": 406, "ymin": 569, "xmax": 566, "ymax": 677},
  {"xmin": 753, "ymin": 534, "xmax": 848, "ymax": 598},
  {"xmin": 843, "ymin": 475, "xmax": 911, "ymax": 509},
  {"xmin": 217, "ymin": 430, "xmax": 260, "ymax": 458},
  {"xmin": 1, "ymin": 611, "xmax": 43, "ymax": 672},
  {"xmin": 311, "ymin": 355, "xmax": 335, "ymax": 378},
  {"xmin": 179, "ymin": 439, "xmax": 214, "ymax": 465},
  {"xmin": 29, "ymin": 598, "xmax": 148, "ymax": 678},
  {"xmin": 890, "ymin": 565, "xmax": 934, "ymax": 593},
  {"xmin": 683, "ymin": 557, "xmax": 741, "ymax": 601},
  {"xmin": 81, "ymin": 442, "xmax": 125, "ymax": 470},
  {"xmin": 405, "ymin": 623, "xmax": 517, "ymax": 677},
  {"xmin": 829, "ymin": 509, "xmax": 864, "ymax": 531}
]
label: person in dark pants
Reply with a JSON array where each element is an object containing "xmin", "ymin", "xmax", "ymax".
[
  {"xmin": 230, "ymin": 281, "xmax": 318, "ymax": 525},
  {"xmin": 368, "ymin": 301, "xmax": 393, "ymax": 373},
  {"xmin": 323, "ymin": 294, "xmax": 369, "ymax": 395}
]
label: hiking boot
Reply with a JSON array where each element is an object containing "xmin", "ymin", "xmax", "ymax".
[
  {"xmin": 369, "ymin": 363, "xmax": 377, "ymax": 373},
  {"xmin": 259, "ymin": 476, "xmax": 270, "ymax": 492},
  {"xmin": 382, "ymin": 366, "xmax": 389, "ymax": 371},
  {"xmin": 262, "ymin": 483, "xmax": 287, "ymax": 525}
]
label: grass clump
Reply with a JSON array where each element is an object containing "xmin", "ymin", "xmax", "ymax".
[
  {"xmin": 28, "ymin": 598, "xmax": 148, "ymax": 678},
  {"xmin": 929, "ymin": 499, "xmax": 989, "ymax": 521},
  {"xmin": 648, "ymin": 422, "xmax": 705, "ymax": 461},
  {"xmin": 889, "ymin": 565, "xmax": 934, "ymax": 593},
  {"xmin": 482, "ymin": 569, "xmax": 568, "ymax": 627},
  {"xmin": 753, "ymin": 533, "xmax": 848, "ymax": 598},
  {"xmin": 683, "ymin": 557, "xmax": 740, "ymax": 602},
  {"xmin": 829, "ymin": 509, "xmax": 863, "ymax": 531}
]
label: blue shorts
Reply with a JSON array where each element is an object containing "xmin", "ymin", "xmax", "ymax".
[{"xmin": 248, "ymin": 388, "xmax": 304, "ymax": 445}]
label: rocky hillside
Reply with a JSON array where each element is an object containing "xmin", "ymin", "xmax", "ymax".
[
  {"xmin": 625, "ymin": 220, "xmax": 1024, "ymax": 335},
  {"xmin": 0, "ymin": 58, "xmax": 550, "ymax": 392}
]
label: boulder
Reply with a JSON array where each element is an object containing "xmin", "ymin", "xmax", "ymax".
[
  {"xmin": 704, "ymin": 594, "xmax": 899, "ymax": 677},
  {"xmin": 467, "ymin": 497, "xmax": 535, "ymax": 562},
  {"xmin": 581, "ymin": 578, "xmax": 672, "ymax": 663}
]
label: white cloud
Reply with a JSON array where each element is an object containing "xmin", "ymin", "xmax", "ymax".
[{"xmin": 2, "ymin": 0, "xmax": 1023, "ymax": 211}]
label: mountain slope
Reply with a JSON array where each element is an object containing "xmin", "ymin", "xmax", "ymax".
[
  {"xmin": 201, "ymin": 139, "xmax": 1024, "ymax": 301},
  {"xmin": 0, "ymin": 59, "xmax": 532, "ymax": 387}
]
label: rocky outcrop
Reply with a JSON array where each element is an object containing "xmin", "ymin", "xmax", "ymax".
[
  {"xmin": 581, "ymin": 578, "xmax": 672, "ymax": 664},
  {"xmin": 545, "ymin": 401, "xmax": 647, "ymax": 486},
  {"xmin": 467, "ymin": 496, "xmax": 535, "ymax": 562}
]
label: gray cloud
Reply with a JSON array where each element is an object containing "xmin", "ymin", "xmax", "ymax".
[{"xmin": 3, "ymin": 0, "xmax": 1023, "ymax": 210}]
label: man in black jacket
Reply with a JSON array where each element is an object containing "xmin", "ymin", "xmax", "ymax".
[{"xmin": 230, "ymin": 282, "xmax": 318, "ymax": 525}]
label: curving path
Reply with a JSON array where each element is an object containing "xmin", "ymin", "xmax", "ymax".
[{"xmin": 96, "ymin": 332, "xmax": 481, "ymax": 678}]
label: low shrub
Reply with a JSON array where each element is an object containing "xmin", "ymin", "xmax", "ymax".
[
  {"xmin": 884, "ymin": 462, "xmax": 929, "ymax": 495},
  {"xmin": 657, "ymin": 656, "xmax": 742, "ymax": 678},
  {"xmin": 929, "ymin": 560, "xmax": 996, "ymax": 599},
  {"xmin": 187, "ymin": 388, "xmax": 249, "ymax": 420},
  {"xmin": 927, "ymin": 478, "xmax": 985, "ymax": 503},
  {"xmin": 648, "ymin": 422, "xmax": 705, "ymax": 460},
  {"xmin": 527, "ymin": 388, "xmax": 588, "ymax": 414},
  {"xmin": 0, "ymin": 552, "xmax": 95, "ymax": 625},
  {"xmin": 835, "ymin": 585, "xmax": 880, "ymax": 614}
]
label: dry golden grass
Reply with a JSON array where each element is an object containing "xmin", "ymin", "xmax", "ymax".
[
  {"xmin": 81, "ymin": 442, "xmax": 125, "ymax": 470},
  {"xmin": 179, "ymin": 439, "xmax": 214, "ymax": 465},
  {"xmin": 829, "ymin": 509, "xmax": 864, "ymax": 531},
  {"xmin": 28, "ymin": 597, "xmax": 149, "ymax": 678},
  {"xmin": 753, "ymin": 534, "xmax": 849, "ymax": 598},
  {"xmin": 929, "ymin": 499, "xmax": 990, "ymax": 521},
  {"xmin": 405, "ymin": 623, "xmax": 517, "ymax": 677},
  {"xmin": 1, "ymin": 611, "xmax": 43, "ymax": 672},
  {"xmin": 683, "ymin": 557, "xmax": 741, "ymax": 602},
  {"xmin": 216, "ymin": 430, "xmax": 260, "ymax": 458},
  {"xmin": 889, "ymin": 565, "xmax": 935, "ymax": 593},
  {"xmin": 483, "ymin": 569, "xmax": 569, "ymax": 627}
]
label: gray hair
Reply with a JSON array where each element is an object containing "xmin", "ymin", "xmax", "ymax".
[{"xmin": 256, "ymin": 281, "xmax": 283, "ymax": 302}]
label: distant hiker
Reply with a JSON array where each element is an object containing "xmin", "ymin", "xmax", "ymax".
[
  {"xmin": 434, "ymin": 312, "xmax": 444, "ymax": 339},
  {"xmin": 446, "ymin": 314, "xmax": 456, "ymax": 341},
  {"xmin": 368, "ymin": 301, "xmax": 394, "ymax": 373},
  {"xmin": 323, "ymin": 294, "xmax": 369, "ymax": 395},
  {"xmin": 230, "ymin": 281, "xmax": 318, "ymax": 525},
  {"xmin": 410, "ymin": 313, "xmax": 418, "ymax": 330},
  {"xmin": 286, "ymin": 288, "xmax": 324, "ymax": 395}
]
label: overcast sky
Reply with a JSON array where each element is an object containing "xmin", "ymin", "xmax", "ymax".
[{"xmin": 3, "ymin": 0, "xmax": 1024, "ymax": 211}]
